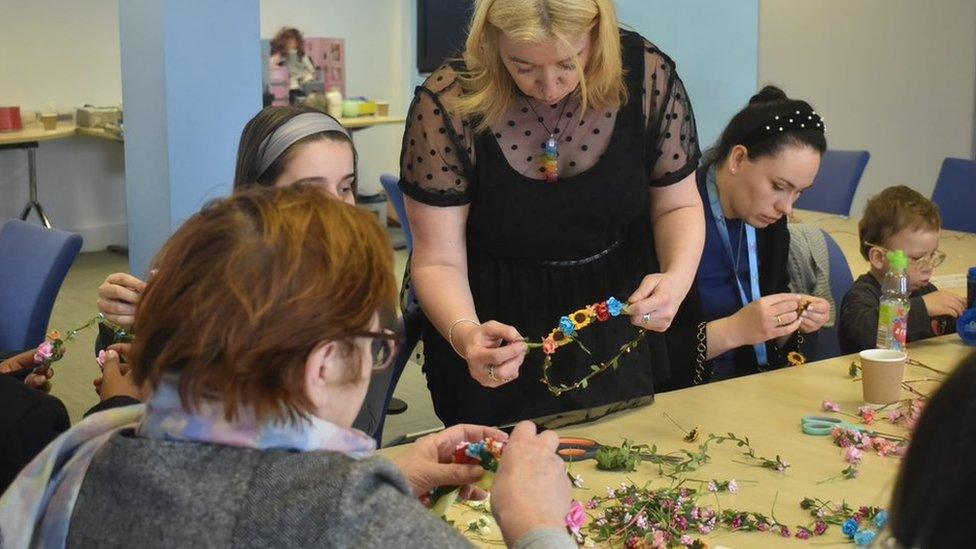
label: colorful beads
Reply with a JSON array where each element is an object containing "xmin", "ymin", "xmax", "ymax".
[{"xmin": 543, "ymin": 136, "xmax": 559, "ymax": 183}]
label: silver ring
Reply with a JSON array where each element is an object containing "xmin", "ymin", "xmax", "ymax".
[
  {"xmin": 487, "ymin": 364, "xmax": 497, "ymax": 382},
  {"xmin": 642, "ymin": 312, "xmax": 652, "ymax": 324}
]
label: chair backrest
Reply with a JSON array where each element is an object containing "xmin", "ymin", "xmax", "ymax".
[
  {"xmin": 794, "ymin": 150, "xmax": 870, "ymax": 216},
  {"xmin": 0, "ymin": 220, "xmax": 83, "ymax": 351},
  {"xmin": 380, "ymin": 174, "xmax": 413, "ymax": 251},
  {"xmin": 802, "ymin": 230, "xmax": 854, "ymax": 361},
  {"xmin": 931, "ymin": 157, "xmax": 976, "ymax": 233}
]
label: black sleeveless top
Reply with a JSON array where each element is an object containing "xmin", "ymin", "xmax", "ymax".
[{"xmin": 400, "ymin": 30, "xmax": 700, "ymax": 426}]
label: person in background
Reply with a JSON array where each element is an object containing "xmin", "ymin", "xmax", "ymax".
[
  {"xmin": 664, "ymin": 86, "xmax": 831, "ymax": 389},
  {"xmin": 837, "ymin": 186, "xmax": 964, "ymax": 354},
  {"xmin": 0, "ymin": 187, "xmax": 575, "ymax": 548},
  {"xmin": 887, "ymin": 351, "xmax": 976, "ymax": 548},
  {"xmin": 0, "ymin": 345, "xmax": 140, "ymax": 494},
  {"xmin": 269, "ymin": 26, "xmax": 317, "ymax": 104},
  {"xmin": 400, "ymin": 0, "xmax": 705, "ymax": 427}
]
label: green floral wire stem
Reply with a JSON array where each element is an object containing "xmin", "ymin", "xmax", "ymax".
[
  {"xmin": 32, "ymin": 313, "xmax": 133, "ymax": 375},
  {"xmin": 534, "ymin": 329, "xmax": 649, "ymax": 396}
]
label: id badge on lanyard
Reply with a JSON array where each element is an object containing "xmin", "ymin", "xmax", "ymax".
[{"xmin": 704, "ymin": 167, "xmax": 768, "ymax": 367}]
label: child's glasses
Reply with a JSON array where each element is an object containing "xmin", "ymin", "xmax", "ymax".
[{"xmin": 863, "ymin": 242, "xmax": 947, "ymax": 269}]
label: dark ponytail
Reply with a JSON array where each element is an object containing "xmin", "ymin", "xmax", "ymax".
[{"xmin": 703, "ymin": 85, "xmax": 827, "ymax": 168}]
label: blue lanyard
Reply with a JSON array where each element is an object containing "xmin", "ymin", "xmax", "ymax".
[{"xmin": 704, "ymin": 167, "xmax": 768, "ymax": 366}]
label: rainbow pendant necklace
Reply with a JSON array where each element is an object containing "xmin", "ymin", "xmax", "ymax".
[{"xmin": 524, "ymin": 97, "xmax": 572, "ymax": 183}]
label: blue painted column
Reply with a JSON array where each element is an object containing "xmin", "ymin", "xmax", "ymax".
[{"xmin": 119, "ymin": 0, "xmax": 261, "ymax": 277}]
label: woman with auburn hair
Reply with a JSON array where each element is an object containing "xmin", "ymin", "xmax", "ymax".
[
  {"xmin": 0, "ymin": 187, "xmax": 576, "ymax": 548},
  {"xmin": 399, "ymin": 0, "xmax": 705, "ymax": 426}
]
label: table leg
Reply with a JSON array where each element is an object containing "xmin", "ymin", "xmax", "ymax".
[{"xmin": 18, "ymin": 147, "xmax": 52, "ymax": 228}]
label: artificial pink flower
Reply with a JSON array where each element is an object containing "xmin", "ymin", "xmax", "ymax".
[
  {"xmin": 858, "ymin": 405, "xmax": 877, "ymax": 425},
  {"xmin": 680, "ymin": 535, "xmax": 694, "ymax": 546},
  {"xmin": 887, "ymin": 409, "xmax": 904, "ymax": 424},
  {"xmin": 844, "ymin": 446, "xmax": 863, "ymax": 464},
  {"xmin": 651, "ymin": 530, "xmax": 666, "ymax": 548},
  {"xmin": 814, "ymin": 520, "xmax": 828, "ymax": 535},
  {"xmin": 542, "ymin": 336, "xmax": 557, "ymax": 355},
  {"xmin": 727, "ymin": 479, "xmax": 739, "ymax": 494},
  {"xmin": 96, "ymin": 349, "xmax": 108, "ymax": 371},
  {"xmin": 33, "ymin": 341, "xmax": 54, "ymax": 364},
  {"xmin": 821, "ymin": 399, "xmax": 841, "ymax": 412},
  {"xmin": 636, "ymin": 514, "xmax": 649, "ymax": 530},
  {"xmin": 796, "ymin": 527, "xmax": 812, "ymax": 540},
  {"xmin": 565, "ymin": 500, "xmax": 587, "ymax": 535},
  {"xmin": 707, "ymin": 480, "xmax": 717, "ymax": 493}
]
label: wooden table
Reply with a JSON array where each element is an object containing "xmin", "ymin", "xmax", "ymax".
[
  {"xmin": 0, "ymin": 122, "xmax": 123, "ymax": 228},
  {"xmin": 380, "ymin": 335, "xmax": 973, "ymax": 547},
  {"xmin": 792, "ymin": 209, "xmax": 975, "ymax": 294},
  {"xmin": 338, "ymin": 115, "xmax": 406, "ymax": 131},
  {"xmin": 0, "ymin": 122, "xmax": 79, "ymax": 227}
]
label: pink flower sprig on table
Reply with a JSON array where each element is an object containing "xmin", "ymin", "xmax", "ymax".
[
  {"xmin": 584, "ymin": 483, "xmax": 823, "ymax": 547},
  {"xmin": 821, "ymin": 399, "xmax": 841, "ymax": 412},
  {"xmin": 856, "ymin": 406, "xmax": 876, "ymax": 425}
]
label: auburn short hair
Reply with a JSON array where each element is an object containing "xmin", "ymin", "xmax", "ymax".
[
  {"xmin": 130, "ymin": 186, "xmax": 396, "ymax": 423},
  {"xmin": 858, "ymin": 185, "xmax": 942, "ymax": 260}
]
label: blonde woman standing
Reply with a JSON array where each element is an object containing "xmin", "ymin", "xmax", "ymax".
[{"xmin": 400, "ymin": 0, "xmax": 705, "ymax": 426}]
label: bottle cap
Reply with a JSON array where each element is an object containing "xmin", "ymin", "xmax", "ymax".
[{"xmin": 887, "ymin": 250, "xmax": 908, "ymax": 270}]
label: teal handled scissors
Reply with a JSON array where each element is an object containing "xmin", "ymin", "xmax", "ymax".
[{"xmin": 801, "ymin": 415, "xmax": 865, "ymax": 436}]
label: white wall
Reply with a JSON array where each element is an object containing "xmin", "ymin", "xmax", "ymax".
[
  {"xmin": 0, "ymin": 0, "xmax": 126, "ymax": 251},
  {"xmin": 759, "ymin": 0, "xmax": 976, "ymax": 216},
  {"xmin": 260, "ymin": 0, "xmax": 407, "ymax": 195}
]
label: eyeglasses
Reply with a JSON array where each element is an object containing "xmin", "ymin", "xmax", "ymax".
[
  {"xmin": 351, "ymin": 319, "xmax": 404, "ymax": 371},
  {"xmin": 863, "ymin": 242, "xmax": 947, "ymax": 269}
]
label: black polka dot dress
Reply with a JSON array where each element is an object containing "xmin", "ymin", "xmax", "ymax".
[{"xmin": 398, "ymin": 30, "xmax": 700, "ymax": 426}]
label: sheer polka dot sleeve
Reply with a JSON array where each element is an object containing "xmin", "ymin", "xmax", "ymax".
[
  {"xmin": 398, "ymin": 67, "xmax": 475, "ymax": 207},
  {"xmin": 643, "ymin": 44, "xmax": 701, "ymax": 187}
]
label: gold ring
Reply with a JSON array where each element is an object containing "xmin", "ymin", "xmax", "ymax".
[
  {"xmin": 775, "ymin": 315, "xmax": 782, "ymax": 326},
  {"xmin": 487, "ymin": 364, "xmax": 497, "ymax": 382}
]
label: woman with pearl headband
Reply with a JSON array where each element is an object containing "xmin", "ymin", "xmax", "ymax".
[{"xmin": 663, "ymin": 85, "xmax": 832, "ymax": 389}]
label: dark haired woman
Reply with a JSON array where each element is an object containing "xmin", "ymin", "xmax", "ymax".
[
  {"xmin": 663, "ymin": 86, "xmax": 832, "ymax": 389},
  {"xmin": 269, "ymin": 27, "xmax": 316, "ymax": 103}
]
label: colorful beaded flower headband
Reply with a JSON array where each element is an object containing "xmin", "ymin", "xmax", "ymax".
[{"xmin": 526, "ymin": 297, "xmax": 648, "ymax": 396}]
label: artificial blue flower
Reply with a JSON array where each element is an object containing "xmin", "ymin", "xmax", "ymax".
[
  {"xmin": 607, "ymin": 297, "xmax": 625, "ymax": 317},
  {"xmin": 842, "ymin": 518, "xmax": 860, "ymax": 538},
  {"xmin": 559, "ymin": 316, "xmax": 576, "ymax": 337},
  {"xmin": 873, "ymin": 510, "xmax": 888, "ymax": 529},
  {"xmin": 465, "ymin": 441, "xmax": 486, "ymax": 460},
  {"xmin": 853, "ymin": 529, "xmax": 876, "ymax": 546}
]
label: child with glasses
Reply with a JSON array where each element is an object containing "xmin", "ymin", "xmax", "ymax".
[{"xmin": 838, "ymin": 185, "xmax": 965, "ymax": 353}]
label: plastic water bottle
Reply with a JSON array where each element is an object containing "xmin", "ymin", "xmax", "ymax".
[
  {"xmin": 967, "ymin": 266, "xmax": 976, "ymax": 310},
  {"xmin": 876, "ymin": 250, "xmax": 910, "ymax": 351}
]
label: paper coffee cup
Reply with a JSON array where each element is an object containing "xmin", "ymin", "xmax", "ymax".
[{"xmin": 859, "ymin": 349, "xmax": 906, "ymax": 405}]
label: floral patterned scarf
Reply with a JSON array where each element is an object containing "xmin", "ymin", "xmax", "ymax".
[{"xmin": 0, "ymin": 377, "xmax": 376, "ymax": 548}]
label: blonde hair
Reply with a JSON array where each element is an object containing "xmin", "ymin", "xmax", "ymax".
[{"xmin": 452, "ymin": 0, "xmax": 626, "ymax": 133}]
